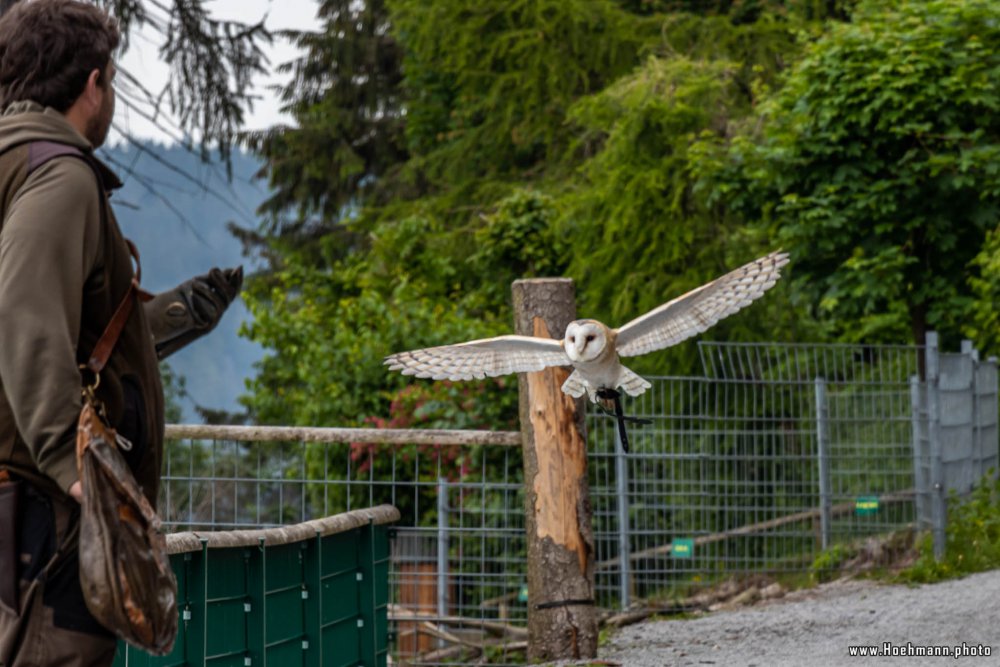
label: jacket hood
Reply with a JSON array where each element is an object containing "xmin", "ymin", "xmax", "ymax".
[
  {"xmin": 0, "ymin": 101, "xmax": 121, "ymax": 190},
  {"xmin": 0, "ymin": 101, "xmax": 93, "ymax": 156}
]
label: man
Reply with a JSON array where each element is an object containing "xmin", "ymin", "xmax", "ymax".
[{"xmin": 0, "ymin": 2, "xmax": 242, "ymax": 665}]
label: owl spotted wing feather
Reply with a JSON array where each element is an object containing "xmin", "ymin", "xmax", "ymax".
[
  {"xmin": 615, "ymin": 251, "xmax": 789, "ymax": 358},
  {"xmin": 384, "ymin": 335, "xmax": 568, "ymax": 381}
]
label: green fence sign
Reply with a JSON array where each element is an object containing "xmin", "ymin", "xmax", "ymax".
[
  {"xmin": 856, "ymin": 496, "xmax": 880, "ymax": 515},
  {"xmin": 672, "ymin": 538, "xmax": 694, "ymax": 558}
]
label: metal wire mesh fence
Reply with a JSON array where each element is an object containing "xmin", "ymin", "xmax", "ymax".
[
  {"xmin": 160, "ymin": 428, "xmax": 529, "ymax": 665},
  {"xmin": 158, "ymin": 339, "xmax": 997, "ymax": 666},
  {"xmin": 589, "ymin": 341, "xmax": 925, "ymax": 610}
]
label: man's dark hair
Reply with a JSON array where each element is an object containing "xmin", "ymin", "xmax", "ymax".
[{"xmin": 0, "ymin": 0, "xmax": 119, "ymax": 111}]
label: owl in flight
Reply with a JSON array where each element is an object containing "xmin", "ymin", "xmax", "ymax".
[{"xmin": 385, "ymin": 251, "xmax": 789, "ymax": 402}]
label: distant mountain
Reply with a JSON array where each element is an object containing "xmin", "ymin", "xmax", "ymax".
[{"xmin": 101, "ymin": 141, "xmax": 268, "ymax": 422}]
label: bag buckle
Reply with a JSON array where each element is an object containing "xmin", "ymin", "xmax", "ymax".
[{"xmin": 79, "ymin": 364, "xmax": 109, "ymax": 423}]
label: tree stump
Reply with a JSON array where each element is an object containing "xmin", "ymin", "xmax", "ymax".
[{"xmin": 512, "ymin": 278, "xmax": 597, "ymax": 661}]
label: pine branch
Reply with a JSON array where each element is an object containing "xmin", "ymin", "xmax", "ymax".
[{"xmin": 0, "ymin": 0, "xmax": 273, "ymax": 174}]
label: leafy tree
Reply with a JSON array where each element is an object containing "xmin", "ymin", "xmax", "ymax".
[
  {"xmin": 241, "ymin": 213, "xmax": 500, "ymax": 426},
  {"xmin": 554, "ymin": 9, "xmax": 811, "ymax": 375},
  {"xmin": 467, "ymin": 191, "xmax": 569, "ymax": 310},
  {"xmin": 564, "ymin": 58, "xmax": 749, "ymax": 313},
  {"xmin": 389, "ymin": 0, "xmax": 652, "ymax": 189},
  {"xmin": 615, "ymin": 0, "xmax": 853, "ymax": 22},
  {"xmin": 967, "ymin": 228, "xmax": 1000, "ymax": 356},
  {"xmin": 242, "ymin": 0, "xmax": 650, "ymax": 424},
  {"xmin": 241, "ymin": 1, "xmax": 825, "ymax": 426},
  {"xmin": 724, "ymin": 0, "xmax": 1000, "ymax": 348}
]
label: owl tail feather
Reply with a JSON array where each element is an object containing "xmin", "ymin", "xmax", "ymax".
[
  {"xmin": 618, "ymin": 366, "xmax": 652, "ymax": 397},
  {"xmin": 561, "ymin": 370, "xmax": 588, "ymax": 398}
]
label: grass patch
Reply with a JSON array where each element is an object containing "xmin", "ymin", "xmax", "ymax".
[
  {"xmin": 808, "ymin": 529, "xmax": 918, "ymax": 584},
  {"xmin": 896, "ymin": 473, "xmax": 1000, "ymax": 584},
  {"xmin": 810, "ymin": 543, "xmax": 856, "ymax": 583}
]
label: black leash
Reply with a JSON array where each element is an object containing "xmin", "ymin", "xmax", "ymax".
[{"xmin": 596, "ymin": 388, "xmax": 651, "ymax": 453}]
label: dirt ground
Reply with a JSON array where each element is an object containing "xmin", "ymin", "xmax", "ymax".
[{"xmin": 583, "ymin": 570, "xmax": 1000, "ymax": 666}]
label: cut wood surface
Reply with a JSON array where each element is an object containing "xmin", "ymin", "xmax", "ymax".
[{"xmin": 529, "ymin": 318, "xmax": 589, "ymax": 574}]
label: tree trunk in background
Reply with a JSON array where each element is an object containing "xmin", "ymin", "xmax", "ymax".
[{"xmin": 512, "ymin": 278, "xmax": 597, "ymax": 661}]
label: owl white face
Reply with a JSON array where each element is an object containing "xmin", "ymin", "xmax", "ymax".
[{"xmin": 563, "ymin": 320, "xmax": 608, "ymax": 363}]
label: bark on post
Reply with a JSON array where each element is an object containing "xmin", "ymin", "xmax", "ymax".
[{"xmin": 512, "ymin": 278, "xmax": 597, "ymax": 661}]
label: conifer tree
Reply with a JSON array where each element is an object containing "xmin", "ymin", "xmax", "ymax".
[
  {"xmin": 246, "ymin": 0, "xmax": 407, "ymax": 245},
  {"xmin": 239, "ymin": 0, "xmax": 818, "ymax": 426},
  {"xmin": 1, "ymin": 0, "xmax": 271, "ymax": 166}
]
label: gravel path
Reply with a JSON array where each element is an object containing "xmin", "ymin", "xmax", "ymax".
[{"xmin": 590, "ymin": 570, "xmax": 1000, "ymax": 666}]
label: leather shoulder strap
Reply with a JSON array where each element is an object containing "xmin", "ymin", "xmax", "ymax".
[
  {"xmin": 87, "ymin": 240, "xmax": 145, "ymax": 374},
  {"xmin": 26, "ymin": 141, "xmax": 84, "ymax": 175},
  {"xmin": 24, "ymin": 141, "xmax": 145, "ymax": 374},
  {"xmin": 26, "ymin": 140, "xmax": 121, "ymax": 190}
]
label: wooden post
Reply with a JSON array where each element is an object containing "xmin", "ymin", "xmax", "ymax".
[{"xmin": 512, "ymin": 278, "xmax": 597, "ymax": 661}]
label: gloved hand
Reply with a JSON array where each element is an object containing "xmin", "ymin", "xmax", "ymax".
[{"xmin": 145, "ymin": 266, "xmax": 243, "ymax": 359}]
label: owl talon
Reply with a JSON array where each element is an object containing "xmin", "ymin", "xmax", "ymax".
[{"xmin": 593, "ymin": 388, "xmax": 651, "ymax": 454}]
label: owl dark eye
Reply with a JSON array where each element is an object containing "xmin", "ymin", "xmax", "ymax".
[
  {"xmin": 569, "ymin": 336, "xmax": 575, "ymax": 343},
  {"xmin": 586, "ymin": 335, "xmax": 595, "ymax": 342}
]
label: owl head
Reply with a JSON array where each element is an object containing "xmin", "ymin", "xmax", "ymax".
[{"xmin": 563, "ymin": 319, "xmax": 609, "ymax": 362}]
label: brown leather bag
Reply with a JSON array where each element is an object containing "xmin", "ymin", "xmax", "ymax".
[
  {"xmin": 74, "ymin": 240, "xmax": 178, "ymax": 655},
  {"xmin": 76, "ymin": 400, "xmax": 177, "ymax": 654}
]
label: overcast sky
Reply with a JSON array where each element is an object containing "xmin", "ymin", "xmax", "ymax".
[{"xmin": 112, "ymin": 0, "xmax": 322, "ymax": 145}]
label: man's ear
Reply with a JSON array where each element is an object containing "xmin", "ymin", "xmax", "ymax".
[{"xmin": 82, "ymin": 68, "xmax": 103, "ymax": 109}]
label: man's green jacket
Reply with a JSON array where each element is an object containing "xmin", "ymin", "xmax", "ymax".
[{"xmin": 0, "ymin": 101, "xmax": 164, "ymax": 505}]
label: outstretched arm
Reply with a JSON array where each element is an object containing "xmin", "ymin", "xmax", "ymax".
[{"xmin": 144, "ymin": 266, "xmax": 243, "ymax": 359}]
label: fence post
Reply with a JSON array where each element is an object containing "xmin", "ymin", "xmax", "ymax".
[
  {"xmin": 814, "ymin": 377, "xmax": 831, "ymax": 550},
  {"xmin": 512, "ymin": 278, "xmax": 597, "ymax": 662},
  {"xmin": 910, "ymin": 375, "xmax": 929, "ymax": 526},
  {"xmin": 436, "ymin": 477, "xmax": 449, "ymax": 639},
  {"xmin": 982, "ymin": 356, "xmax": 999, "ymax": 479},
  {"xmin": 925, "ymin": 332, "xmax": 946, "ymax": 559},
  {"xmin": 614, "ymin": 427, "xmax": 631, "ymax": 609},
  {"xmin": 963, "ymin": 341, "xmax": 983, "ymax": 482}
]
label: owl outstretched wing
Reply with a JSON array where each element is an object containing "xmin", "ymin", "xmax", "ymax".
[
  {"xmin": 384, "ymin": 335, "xmax": 569, "ymax": 381},
  {"xmin": 615, "ymin": 251, "xmax": 789, "ymax": 358}
]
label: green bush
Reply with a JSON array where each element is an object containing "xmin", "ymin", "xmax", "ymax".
[
  {"xmin": 898, "ymin": 472, "xmax": 1000, "ymax": 584},
  {"xmin": 810, "ymin": 543, "xmax": 854, "ymax": 584}
]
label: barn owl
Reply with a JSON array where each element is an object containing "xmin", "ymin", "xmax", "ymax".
[{"xmin": 385, "ymin": 251, "xmax": 788, "ymax": 401}]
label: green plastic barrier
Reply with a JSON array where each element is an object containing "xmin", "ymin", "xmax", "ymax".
[{"xmin": 111, "ymin": 506, "xmax": 399, "ymax": 667}]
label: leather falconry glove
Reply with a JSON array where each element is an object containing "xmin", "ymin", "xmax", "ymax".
[{"xmin": 145, "ymin": 266, "xmax": 243, "ymax": 360}]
